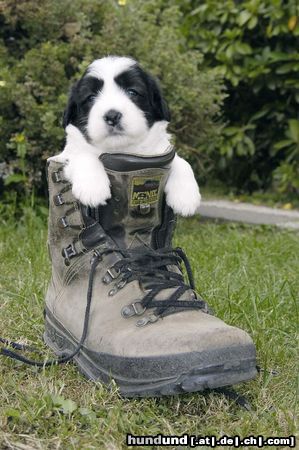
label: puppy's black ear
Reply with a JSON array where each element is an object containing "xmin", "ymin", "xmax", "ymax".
[
  {"xmin": 148, "ymin": 75, "xmax": 171, "ymax": 122},
  {"xmin": 62, "ymin": 82, "xmax": 79, "ymax": 128}
]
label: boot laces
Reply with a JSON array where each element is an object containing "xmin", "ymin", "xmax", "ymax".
[{"xmin": 104, "ymin": 246, "xmax": 210, "ymax": 324}]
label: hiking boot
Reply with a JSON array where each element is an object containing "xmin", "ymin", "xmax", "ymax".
[{"xmin": 44, "ymin": 149, "xmax": 257, "ymax": 396}]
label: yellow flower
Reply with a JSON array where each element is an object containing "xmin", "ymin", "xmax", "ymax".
[
  {"xmin": 288, "ymin": 16, "xmax": 298, "ymax": 32},
  {"xmin": 282, "ymin": 203, "xmax": 293, "ymax": 210},
  {"xmin": 118, "ymin": 0, "xmax": 127, "ymax": 5},
  {"xmin": 14, "ymin": 134, "xmax": 26, "ymax": 143},
  {"xmin": 0, "ymin": 80, "xmax": 6, "ymax": 87}
]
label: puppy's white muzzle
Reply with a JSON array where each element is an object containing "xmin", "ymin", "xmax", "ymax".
[{"xmin": 87, "ymin": 81, "xmax": 149, "ymax": 150}]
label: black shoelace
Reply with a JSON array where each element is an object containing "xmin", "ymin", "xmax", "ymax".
[{"xmin": 104, "ymin": 246, "xmax": 209, "ymax": 322}]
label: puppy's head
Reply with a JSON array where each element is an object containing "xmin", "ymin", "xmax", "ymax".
[{"xmin": 63, "ymin": 56, "xmax": 170, "ymax": 150}]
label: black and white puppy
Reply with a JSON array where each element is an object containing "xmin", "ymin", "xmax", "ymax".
[{"xmin": 50, "ymin": 56, "xmax": 201, "ymax": 216}]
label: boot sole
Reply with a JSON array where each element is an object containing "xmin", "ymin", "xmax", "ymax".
[{"xmin": 44, "ymin": 310, "xmax": 257, "ymax": 397}]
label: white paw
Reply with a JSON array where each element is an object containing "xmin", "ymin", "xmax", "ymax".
[
  {"xmin": 65, "ymin": 124, "xmax": 100, "ymax": 156},
  {"xmin": 65, "ymin": 124, "xmax": 86, "ymax": 145},
  {"xmin": 70, "ymin": 175, "xmax": 111, "ymax": 207},
  {"xmin": 47, "ymin": 154, "xmax": 68, "ymax": 163},
  {"xmin": 63, "ymin": 158, "xmax": 111, "ymax": 207},
  {"xmin": 165, "ymin": 179, "xmax": 201, "ymax": 217}
]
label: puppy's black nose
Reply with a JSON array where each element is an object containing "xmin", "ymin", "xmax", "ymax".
[{"xmin": 104, "ymin": 109, "xmax": 122, "ymax": 127}]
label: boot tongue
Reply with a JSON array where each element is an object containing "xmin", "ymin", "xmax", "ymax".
[{"xmin": 97, "ymin": 148, "xmax": 175, "ymax": 249}]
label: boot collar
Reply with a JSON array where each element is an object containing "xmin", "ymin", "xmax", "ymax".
[{"xmin": 100, "ymin": 146, "xmax": 175, "ymax": 171}]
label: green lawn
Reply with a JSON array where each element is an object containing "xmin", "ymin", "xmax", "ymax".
[{"xmin": 0, "ymin": 211, "xmax": 298, "ymax": 449}]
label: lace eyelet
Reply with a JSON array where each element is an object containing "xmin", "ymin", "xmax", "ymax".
[
  {"xmin": 52, "ymin": 171, "xmax": 62, "ymax": 183},
  {"xmin": 136, "ymin": 314, "xmax": 158, "ymax": 327},
  {"xmin": 53, "ymin": 194, "xmax": 64, "ymax": 206},
  {"xmin": 62, "ymin": 244, "xmax": 77, "ymax": 264},
  {"xmin": 102, "ymin": 266, "xmax": 120, "ymax": 284},
  {"xmin": 58, "ymin": 216, "xmax": 69, "ymax": 228},
  {"xmin": 121, "ymin": 302, "xmax": 146, "ymax": 318}
]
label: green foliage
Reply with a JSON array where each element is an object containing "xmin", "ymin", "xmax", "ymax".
[
  {"xmin": 181, "ymin": 0, "xmax": 299, "ymax": 194},
  {"xmin": 0, "ymin": 0, "xmax": 224, "ymax": 200},
  {"xmin": 273, "ymin": 119, "xmax": 299, "ymax": 194},
  {"xmin": 1, "ymin": 0, "xmax": 298, "ymax": 200}
]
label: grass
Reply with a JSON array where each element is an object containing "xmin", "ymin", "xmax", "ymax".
[{"xmin": 0, "ymin": 209, "xmax": 298, "ymax": 449}]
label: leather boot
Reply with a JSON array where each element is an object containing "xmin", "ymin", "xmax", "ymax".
[{"xmin": 44, "ymin": 149, "xmax": 257, "ymax": 396}]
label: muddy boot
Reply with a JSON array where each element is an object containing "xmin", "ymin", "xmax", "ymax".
[{"xmin": 44, "ymin": 149, "xmax": 257, "ymax": 397}]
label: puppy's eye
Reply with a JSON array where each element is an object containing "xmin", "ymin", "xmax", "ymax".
[
  {"xmin": 83, "ymin": 95, "xmax": 96, "ymax": 103},
  {"xmin": 126, "ymin": 88, "xmax": 139, "ymax": 97}
]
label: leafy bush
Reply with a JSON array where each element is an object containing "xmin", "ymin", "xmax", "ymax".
[
  {"xmin": 0, "ymin": 0, "xmax": 224, "ymax": 201},
  {"xmin": 180, "ymin": 0, "xmax": 299, "ymax": 195}
]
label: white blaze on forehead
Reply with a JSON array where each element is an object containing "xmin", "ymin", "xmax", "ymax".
[{"xmin": 87, "ymin": 56, "xmax": 136, "ymax": 80}]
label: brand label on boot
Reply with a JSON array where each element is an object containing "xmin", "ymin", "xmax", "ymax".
[{"xmin": 130, "ymin": 176, "xmax": 161, "ymax": 206}]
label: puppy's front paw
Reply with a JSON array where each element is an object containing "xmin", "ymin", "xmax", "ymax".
[
  {"xmin": 47, "ymin": 154, "xmax": 68, "ymax": 163},
  {"xmin": 71, "ymin": 176, "xmax": 111, "ymax": 207},
  {"xmin": 65, "ymin": 124, "xmax": 86, "ymax": 143},
  {"xmin": 165, "ymin": 179, "xmax": 201, "ymax": 217},
  {"xmin": 64, "ymin": 162, "xmax": 111, "ymax": 207}
]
